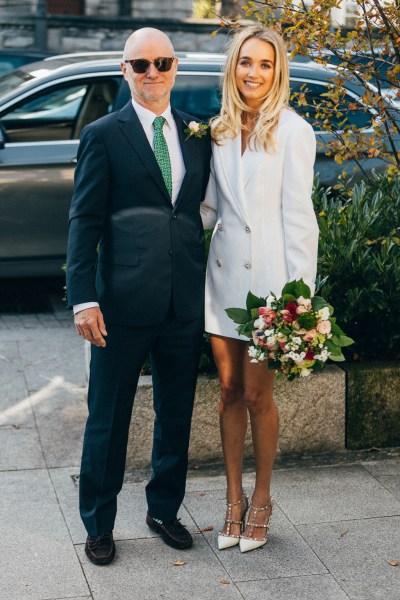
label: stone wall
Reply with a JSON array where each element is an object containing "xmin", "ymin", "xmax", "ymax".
[
  {"xmin": 126, "ymin": 366, "xmax": 346, "ymax": 469},
  {"xmin": 0, "ymin": 16, "xmax": 230, "ymax": 53}
]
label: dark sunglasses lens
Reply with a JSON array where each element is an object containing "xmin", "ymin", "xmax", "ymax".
[
  {"xmin": 131, "ymin": 59, "xmax": 150, "ymax": 73},
  {"xmin": 154, "ymin": 58, "xmax": 174, "ymax": 72},
  {"xmin": 128, "ymin": 57, "xmax": 174, "ymax": 73}
]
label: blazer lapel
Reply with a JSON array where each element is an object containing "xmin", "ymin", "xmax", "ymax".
[
  {"xmin": 214, "ymin": 135, "xmax": 249, "ymax": 223},
  {"xmin": 117, "ymin": 102, "xmax": 171, "ymax": 203}
]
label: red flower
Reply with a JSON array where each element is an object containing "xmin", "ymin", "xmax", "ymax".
[
  {"xmin": 285, "ymin": 302, "xmax": 298, "ymax": 319},
  {"xmin": 305, "ymin": 350, "xmax": 315, "ymax": 360}
]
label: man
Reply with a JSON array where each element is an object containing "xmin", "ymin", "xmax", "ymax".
[{"xmin": 66, "ymin": 28, "xmax": 211, "ymax": 565}]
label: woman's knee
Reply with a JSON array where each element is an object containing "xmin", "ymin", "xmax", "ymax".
[
  {"xmin": 243, "ymin": 390, "xmax": 275, "ymax": 415},
  {"xmin": 219, "ymin": 381, "xmax": 244, "ymax": 408}
]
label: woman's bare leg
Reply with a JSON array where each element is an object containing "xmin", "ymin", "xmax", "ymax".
[{"xmin": 211, "ymin": 335, "xmax": 249, "ymax": 535}]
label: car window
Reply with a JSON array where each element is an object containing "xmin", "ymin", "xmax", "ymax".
[
  {"xmin": 1, "ymin": 78, "xmax": 119, "ymax": 143},
  {"xmin": 115, "ymin": 74, "xmax": 222, "ymax": 121},
  {"xmin": 290, "ymin": 79, "xmax": 373, "ymax": 130},
  {"xmin": 171, "ymin": 74, "xmax": 222, "ymax": 121}
]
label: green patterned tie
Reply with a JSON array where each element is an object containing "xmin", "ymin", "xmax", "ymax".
[{"xmin": 153, "ymin": 116, "xmax": 172, "ymax": 199}]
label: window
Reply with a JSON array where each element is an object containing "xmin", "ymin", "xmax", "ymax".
[
  {"xmin": 290, "ymin": 79, "xmax": 372, "ymax": 131},
  {"xmin": 1, "ymin": 78, "xmax": 119, "ymax": 142}
]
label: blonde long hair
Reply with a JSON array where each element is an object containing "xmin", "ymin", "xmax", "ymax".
[{"xmin": 211, "ymin": 24, "xmax": 290, "ymax": 152}]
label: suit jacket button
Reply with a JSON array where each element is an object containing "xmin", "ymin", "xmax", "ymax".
[
  {"xmin": 169, "ymin": 249, "xmax": 173, "ymax": 256},
  {"xmin": 217, "ymin": 223, "xmax": 223, "ymax": 231},
  {"xmin": 245, "ymin": 225, "xmax": 251, "ymax": 233},
  {"xmin": 244, "ymin": 261, "xmax": 251, "ymax": 269},
  {"xmin": 172, "ymin": 214, "xmax": 178, "ymax": 220},
  {"xmin": 216, "ymin": 259, "xmax": 222, "ymax": 267}
]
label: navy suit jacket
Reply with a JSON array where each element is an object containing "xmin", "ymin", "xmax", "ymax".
[{"xmin": 66, "ymin": 101, "xmax": 211, "ymax": 326}]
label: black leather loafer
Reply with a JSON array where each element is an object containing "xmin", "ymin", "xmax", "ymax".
[
  {"xmin": 85, "ymin": 532, "xmax": 116, "ymax": 565},
  {"xmin": 146, "ymin": 514, "xmax": 193, "ymax": 549}
]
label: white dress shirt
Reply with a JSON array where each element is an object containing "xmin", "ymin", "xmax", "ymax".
[{"xmin": 73, "ymin": 98, "xmax": 186, "ymax": 315}]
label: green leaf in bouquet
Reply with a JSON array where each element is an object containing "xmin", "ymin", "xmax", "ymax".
[
  {"xmin": 282, "ymin": 293, "xmax": 296, "ymax": 305},
  {"xmin": 311, "ymin": 296, "xmax": 330, "ymax": 311},
  {"xmin": 329, "ymin": 352, "xmax": 345, "ymax": 362},
  {"xmin": 325, "ymin": 338, "xmax": 343, "ymax": 356},
  {"xmin": 246, "ymin": 291, "xmax": 266, "ymax": 311},
  {"xmin": 330, "ymin": 320, "xmax": 346, "ymax": 336},
  {"xmin": 251, "ymin": 307, "xmax": 260, "ymax": 318},
  {"xmin": 237, "ymin": 321, "xmax": 255, "ymax": 338},
  {"xmin": 267, "ymin": 359, "xmax": 280, "ymax": 371},
  {"xmin": 281, "ymin": 279, "xmax": 311, "ymax": 299},
  {"xmin": 332, "ymin": 334, "xmax": 354, "ymax": 347},
  {"xmin": 225, "ymin": 307, "xmax": 250, "ymax": 324}
]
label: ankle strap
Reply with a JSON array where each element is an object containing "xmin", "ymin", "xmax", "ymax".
[
  {"xmin": 249, "ymin": 497, "xmax": 274, "ymax": 512},
  {"xmin": 226, "ymin": 490, "xmax": 248, "ymax": 507}
]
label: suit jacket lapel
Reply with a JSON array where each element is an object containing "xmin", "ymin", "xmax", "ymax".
[
  {"xmin": 117, "ymin": 102, "xmax": 171, "ymax": 203},
  {"xmin": 171, "ymin": 107, "xmax": 193, "ymax": 208}
]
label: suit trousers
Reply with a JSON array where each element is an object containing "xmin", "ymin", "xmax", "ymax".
[{"xmin": 79, "ymin": 307, "xmax": 203, "ymax": 537}]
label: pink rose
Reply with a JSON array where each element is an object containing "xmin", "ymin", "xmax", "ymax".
[
  {"xmin": 303, "ymin": 328, "xmax": 317, "ymax": 342},
  {"xmin": 317, "ymin": 320, "xmax": 331, "ymax": 334},
  {"xmin": 296, "ymin": 305, "xmax": 308, "ymax": 315}
]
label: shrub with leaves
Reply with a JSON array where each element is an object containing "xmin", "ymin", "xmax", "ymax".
[{"xmin": 315, "ymin": 172, "xmax": 400, "ymax": 360}]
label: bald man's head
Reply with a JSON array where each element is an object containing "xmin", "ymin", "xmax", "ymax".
[
  {"xmin": 121, "ymin": 27, "xmax": 178, "ymax": 114},
  {"xmin": 123, "ymin": 28, "xmax": 174, "ymax": 61}
]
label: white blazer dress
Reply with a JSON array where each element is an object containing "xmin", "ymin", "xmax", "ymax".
[{"xmin": 201, "ymin": 108, "xmax": 319, "ymax": 341}]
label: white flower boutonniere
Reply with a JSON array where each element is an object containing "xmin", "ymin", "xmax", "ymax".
[{"xmin": 184, "ymin": 120, "xmax": 209, "ymax": 140}]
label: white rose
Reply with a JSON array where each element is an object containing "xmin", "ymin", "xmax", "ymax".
[
  {"xmin": 318, "ymin": 307, "xmax": 330, "ymax": 321},
  {"xmin": 297, "ymin": 296, "xmax": 312, "ymax": 310},
  {"xmin": 189, "ymin": 121, "xmax": 200, "ymax": 132},
  {"xmin": 300, "ymin": 368, "xmax": 312, "ymax": 377}
]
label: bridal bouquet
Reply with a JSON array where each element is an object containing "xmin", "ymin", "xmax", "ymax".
[{"xmin": 226, "ymin": 279, "xmax": 353, "ymax": 381}]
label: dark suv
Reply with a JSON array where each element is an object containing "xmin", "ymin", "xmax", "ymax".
[{"xmin": 0, "ymin": 51, "xmax": 397, "ymax": 277}]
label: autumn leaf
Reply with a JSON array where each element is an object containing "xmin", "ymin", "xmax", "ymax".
[
  {"xmin": 338, "ymin": 528, "xmax": 349, "ymax": 539},
  {"xmin": 194, "ymin": 525, "xmax": 214, "ymax": 533},
  {"xmin": 220, "ymin": 579, "xmax": 230, "ymax": 584},
  {"xmin": 199, "ymin": 491, "xmax": 206, "ymax": 497},
  {"xmin": 388, "ymin": 560, "xmax": 399, "ymax": 567},
  {"xmin": 174, "ymin": 561, "xmax": 187, "ymax": 566}
]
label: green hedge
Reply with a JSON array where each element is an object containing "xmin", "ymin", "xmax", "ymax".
[{"xmin": 315, "ymin": 172, "xmax": 400, "ymax": 361}]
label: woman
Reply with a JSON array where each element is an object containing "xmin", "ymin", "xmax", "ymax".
[{"xmin": 201, "ymin": 24, "xmax": 319, "ymax": 553}]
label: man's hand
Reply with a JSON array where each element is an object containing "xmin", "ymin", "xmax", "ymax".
[{"xmin": 74, "ymin": 307, "xmax": 107, "ymax": 347}]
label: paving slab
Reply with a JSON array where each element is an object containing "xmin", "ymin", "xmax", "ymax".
[
  {"xmin": 33, "ymin": 385, "xmax": 87, "ymax": 468},
  {"xmin": 361, "ymin": 458, "xmax": 400, "ymax": 477},
  {"xmin": 77, "ymin": 536, "xmax": 242, "ymax": 600},
  {"xmin": 0, "ymin": 341, "xmax": 34, "ymax": 427},
  {"xmin": 0, "ymin": 469, "xmax": 89, "ymax": 600},
  {"xmin": 376, "ymin": 475, "xmax": 400, "ymax": 500},
  {"xmin": 236, "ymin": 574, "xmax": 350, "ymax": 600},
  {"xmin": 185, "ymin": 472, "xmax": 256, "ymax": 494},
  {"xmin": 0, "ymin": 427, "xmax": 45, "ymax": 470},
  {"xmin": 183, "ymin": 489, "xmax": 327, "ymax": 581},
  {"xmin": 298, "ymin": 517, "xmax": 400, "ymax": 600},
  {"xmin": 49, "ymin": 467, "xmax": 197, "ymax": 545},
  {"xmin": 271, "ymin": 464, "xmax": 400, "ymax": 524}
]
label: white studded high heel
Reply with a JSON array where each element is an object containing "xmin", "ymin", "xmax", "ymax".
[
  {"xmin": 239, "ymin": 497, "xmax": 273, "ymax": 553},
  {"xmin": 217, "ymin": 491, "xmax": 248, "ymax": 550}
]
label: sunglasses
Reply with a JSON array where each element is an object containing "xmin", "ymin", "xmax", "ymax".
[{"xmin": 124, "ymin": 57, "xmax": 176, "ymax": 74}]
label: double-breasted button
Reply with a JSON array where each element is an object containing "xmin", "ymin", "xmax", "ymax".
[
  {"xmin": 244, "ymin": 261, "xmax": 251, "ymax": 270},
  {"xmin": 245, "ymin": 225, "xmax": 251, "ymax": 233},
  {"xmin": 169, "ymin": 249, "xmax": 173, "ymax": 256},
  {"xmin": 216, "ymin": 259, "xmax": 222, "ymax": 267},
  {"xmin": 217, "ymin": 223, "xmax": 223, "ymax": 231},
  {"xmin": 172, "ymin": 214, "xmax": 178, "ymax": 220}
]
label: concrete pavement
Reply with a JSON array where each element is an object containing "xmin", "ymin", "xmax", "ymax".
[{"xmin": 1, "ymin": 314, "xmax": 400, "ymax": 600}]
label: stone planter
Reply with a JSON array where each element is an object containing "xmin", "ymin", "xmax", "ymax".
[
  {"xmin": 344, "ymin": 361, "xmax": 400, "ymax": 450},
  {"xmin": 125, "ymin": 364, "xmax": 345, "ymax": 470}
]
